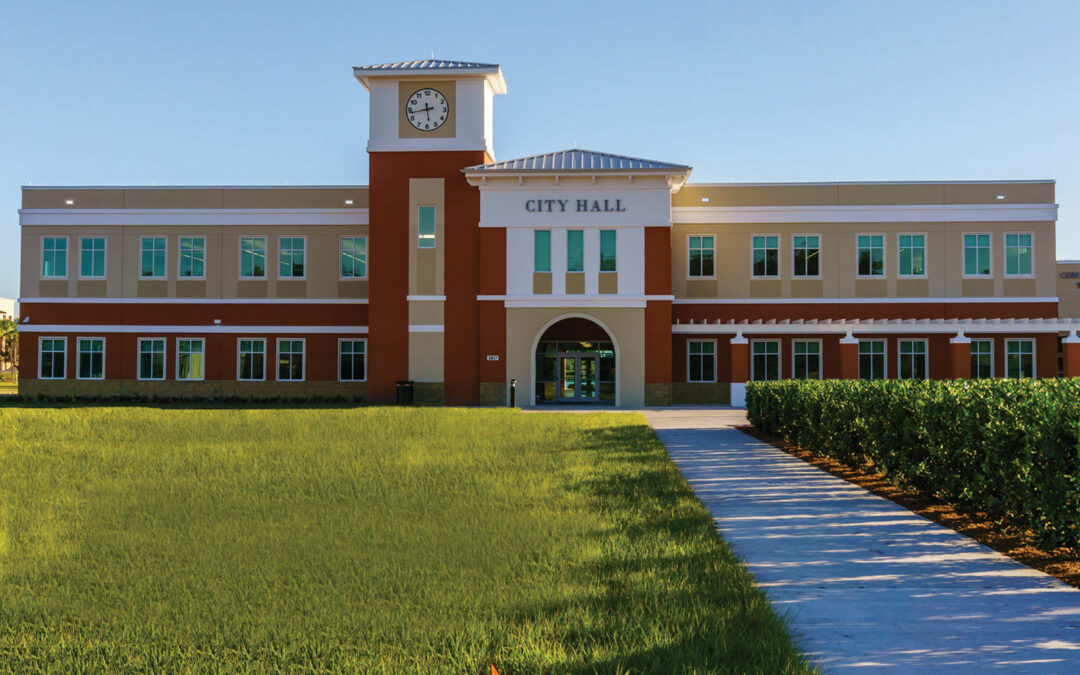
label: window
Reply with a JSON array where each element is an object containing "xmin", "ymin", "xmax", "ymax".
[
  {"xmin": 42, "ymin": 237, "xmax": 67, "ymax": 278},
  {"xmin": 80, "ymin": 237, "xmax": 106, "ymax": 279},
  {"xmin": 278, "ymin": 339, "xmax": 305, "ymax": 381},
  {"xmin": 418, "ymin": 205, "xmax": 436, "ymax": 248},
  {"xmin": 792, "ymin": 235, "xmax": 819, "ymax": 277},
  {"xmin": 752, "ymin": 235, "xmax": 779, "ymax": 277},
  {"xmin": 600, "ymin": 230, "xmax": 617, "ymax": 272},
  {"xmin": 177, "ymin": 339, "xmax": 204, "ymax": 381},
  {"xmin": 237, "ymin": 339, "xmax": 265, "ymax": 381},
  {"xmin": 857, "ymin": 235, "xmax": 884, "ymax": 276},
  {"xmin": 339, "ymin": 340, "xmax": 367, "ymax": 382},
  {"xmin": 971, "ymin": 339, "xmax": 993, "ymax": 379},
  {"xmin": 138, "ymin": 338, "xmax": 165, "ymax": 380},
  {"xmin": 898, "ymin": 234, "xmax": 926, "ymax": 277},
  {"xmin": 534, "ymin": 230, "xmax": 551, "ymax": 272},
  {"xmin": 140, "ymin": 237, "xmax": 167, "ymax": 278},
  {"xmin": 689, "ymin": 236, "xmax": 715, "ymax": 277},
  {"xmin": 1005, "ymin": 233, "xmax": 1033, "ymax": 276},
  {"xmin": 964, "ymin": 234, "xmax": 991, "ymax": 276},
  {"xmin": 687, "ymin": 340, "xmax": 716, "ymax": 382},
  {"xmin": 567, "ymin": 230, "xmax": 584, "ymax": 272},
  {"xmin": 793, "ymin": 340, "xmax": 821, "ymax": 379},
  {"xmin": 751, "ymin": 341, "xmax": 780, "ymax": 381},
  {"xmin": 859, "ymin": 340, "xmax": 886, "ymax": 380},
  {"xmin": 39, "ymin": 337, "xmax": 66, "ymax": 379},
  {"xmin": 279, "ymin": 237, "xmax": 305, "ymax": 278},
  {"xmin": 179, "ymin": 237, "xmax": 205, "ymax": 279},
  {"xmin": 898, "ymin": 340, "xmax": 927, "ymax": 380},
  {"xmin": 1006, "ymin": 339, "xmax": 1034, "ymax": 379},
  {"xmin": 341, "ymin": 237, "xmax": 367, "ymax": 278},
  {"xmin": 240, "ymin": 237, "xmax": 266, "ymax": 279},
  {"xmin": 77, "ymin": 338, "xmax": 105, "ymax": 380}
]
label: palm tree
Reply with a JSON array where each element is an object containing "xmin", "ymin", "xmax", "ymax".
[{"xmin": 0, "ymin": 318, "xmax": 19, "ymax": 380}]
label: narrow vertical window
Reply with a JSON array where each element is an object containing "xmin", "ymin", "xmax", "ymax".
[
  {"xmin": 339, "ymin": 340, "xmax": 367, "ymax": 381},
  {"xmin": 792, "ymin": 236, "xmax": 819, "ymax": 277},
  {"xmin": 751, "ymin": 341, "xmax": 780, "ymax": 381},
  {"xmin": 179, "ymin": 237, "xmax": 205, "ymax": 278},
  {"xmin": 600, "ymin": 230, "xmax": 617, "ymax": 272},
  {"xmin": 238, "ymin": 339, "xmax": 265, "ymax": 381},
  {"xmin": 566, "ymin": 230, "xmax": 584, "ymax": 272},
  {"xmin": 859, "ymin": 340, "xmax": 886, "ymax": 380},
  {"xmin": 240, "ymin": 237, "xmax": 266, "ymax": 278},
  {"xmin": 793, "ymin": 340, "xmax": 821, "ymax": 379},
  {"xmin": 42, "ymin": 237, "xmax": 68, "ymax": 278},
  {"xmin": 77, "ymin": 338, "xmax": 105, "ymax": 380},
  {"xmin": 898, "ymin": 235, "xmax": 926, "ymax": 276},
  {"xmin": 417, "ymin": 206, "xmax": 436, "ymax": 249},
  {"xmin": 279, "ymin": 237, "xmax": 305, "ymax": 278},
  {"xmin": 970, "ymin": 339, "xmax": 992, "ymax": 379},
  {"xmin": 39, "ymin": 338, "xmax": 66, "ymax": 379},
  {"xmin": 898, "ymin": 340, "xmax": 927, "ymax": 380},
  {"xmin": 1005, "ymin": 233, "xmax": 1032, "ymax": 276},
  {"xmin": 534, "ymin": 230, "xmax": 551, "ymax": 272},
  {"xmin": 687, "ymin": 340, "xmax": 716, "ymax": 382},
  {"xmin": 1006, "ymin": 339, "xmax": 1034, "ymax": 379},
  {"xmin": 278, "ymin": 340, "xmax": 305, "ymax": 381},
  {"xmin": 177, "ymin": 339, "xmax": 204, "ymax": 380},
  {"xmin": 689, "ymin": 236, "xmax": 715, "ymax": 277},
  {"xmin": 80, "ymin": 237, "xmax": 106, "ymax": 278},
  {"xmin": 138, "ymin": 338, "xmax": 166, "ymax": 380},
  {"xmin": 964, "ymin": 234, "xmax": 991, "ymax": 276},
  {"xmin": 752, "ymin": 235, "xmax": 779, "ymax": 277},
  {"xmin": 857, "ymin": 235, "xmax": 884, "ymax": 276},
  {"xmin": 340, "ymin": 237, "xmax": 367, "ymax": 278},
  {"xmin": 140, "ymin": 237, "xmax": 167, "ymax": 278}
]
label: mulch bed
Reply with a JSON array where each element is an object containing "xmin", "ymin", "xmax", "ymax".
[{"xmin": 736, "ymin": 424, "xmax": 1080, "ymax": 590}]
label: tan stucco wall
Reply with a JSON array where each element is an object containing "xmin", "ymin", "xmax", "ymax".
[
  {"xmin": 23, "ymin": 187, "xmax": 368, "ymax": 209},
  {"xmin": 408, "ymin": 331, "xmax": 444, "ymax": 382},
  {"xmin": 1058, "ymin": 262, "xmax": 1080, "ymax": 319},
  {"xmin": 505, "ymin": 307, "xmax": 645, "ymax": 407},
  {"xmin": 408, "ymin": 179, "xmax": 445, "ymax": 296},
  {"xmin": 673, "ymin": 181, "xmax": 1055, "ymax": 207}
]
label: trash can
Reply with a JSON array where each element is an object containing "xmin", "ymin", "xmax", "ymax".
[{"xmin": 396, "ymin": 380, "xmax": 414, "ymax": 405}]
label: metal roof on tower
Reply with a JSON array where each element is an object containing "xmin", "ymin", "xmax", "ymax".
[
  {"xmin": 464, "ymin": 149, "xmax": 691, "ymax": 173},
  {"xmin": 355, "ymin": 60, "xmax": 500, "ymax": 72},
  {"xmin": 353, "ymin": 60, "xmax": 506, "ymax": 93}
]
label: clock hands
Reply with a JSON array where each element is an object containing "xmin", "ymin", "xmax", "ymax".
[{"xmin": 408, "ymin": 103, "xmax": 434, "ymax": 120}]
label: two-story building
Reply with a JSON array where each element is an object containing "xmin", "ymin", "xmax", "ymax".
[{"xmin": 17, "ymin": 60, "xmax": 1080, "ymax": 405}]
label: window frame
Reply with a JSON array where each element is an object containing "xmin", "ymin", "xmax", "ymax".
[
  {"xmin": 896, "ymin": 232, "xmax": 927, "ymax": 279},
  {"xmin": 338, "ymin": 338, "xmax": 368, "ymax": 383},
  {"xmin": 858, "ymin": 339, "xmax": 887, "ymax": 380},
  {"xmin": 962, "ymin": 232, "xmax": 992, "ymax": 278},
  {"xmin": 177, "ymin": 235, "xmax": 206, "ymax": 280},
  {"xmin": 791, "ymin": 234, "xmax": 821, "ymax": 279},
  {"xmin": 276, "ymin": 338, "xmax": 306, "ymax": 382},
  {"xmin": 38, "ymin": 336, "xmax": 67, "ymax": 380},
  {"xmin": 599, "ymin": 229, "xmax": 617, "ymax": 273},
  {"xmin": 239, "ymin": 235, "xmax": 268, "ymax": 280},
  {"xmin": 139, "ymin": 236, "xmax": 168, "ymax": 280},
  {"xmin": 78, "ymin": 236, "xmax": 107, "ymax": 280},
  {"xmin": 686, "ymin": 339, "xmax": 717, "ymax": 383},
  {"xmin": 566, "ymin": 229, "xmax": 585, "ymax": 273},
  {"xmin": 137, "ymin": 337, "xmax": 167, "ymax": 381},
  {"xmin": 856, "ymin": 233, "xmax": 886, "ymax": 278},
  {"xmin": 339, "ymin": 235, "xmax": 368, "ymax": 280},
  {"xmin": 41, "ymin": 235, "xmax": 69, "ymax": 280},
  {"xmin": 1003, "ymin": 231, "xmax": 1034, "ymax": 278},
  {"xmin": 687, "ymin": 234, "xmax": 716, "ymax": 279},
  {"xmin": 76, "ymin": 336, "xmax": 106, "ymax": 381},
  {"xmin": 971, "ymin": 338, "xmax": 994, "ymax": 379},
  {"xmin": 897, "ymin": 338, "xmax": 929, "ymax": 380},
  {"xmin": 278, "ymin": 235, "xmax": 306, "ymax": 280},
  {"xmin": 750, "ymin": 234, "xmax": 781, "ymax": 279},
  {"xmin": 236, "ymin": 337, "xmax": 267, "ymax": 382},
  {"xmin": 534, "ymin": 229, "xmax": 552, "ymax": 273},
  {"xmin": 175, "ymin": 337, "xmax": 206, "ymax": 382},
  {"xmin": 750, "ymin": 339, "xmax": 781, "ymax": 382},
  {"xmin": 417, "ymin": 205, "xmax": 437, "ymax": 249},
  {"xmin": 1005, "ymin": 338, "xmax": 1036, "ymax": 379},
  {"xmin": 792, "ymin": 339, "xmax": 823, "ymax": 380}
]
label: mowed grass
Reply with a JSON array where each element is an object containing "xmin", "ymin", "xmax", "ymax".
[{"xmin": 0, "ymin": 407, "xmax": 809, "ymax": 673}]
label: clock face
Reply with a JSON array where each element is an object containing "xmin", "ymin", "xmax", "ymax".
[{"xmin": 406, "ymin": 88, "xmax": 449, "ymax": 131}]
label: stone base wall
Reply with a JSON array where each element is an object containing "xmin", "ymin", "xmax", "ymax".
[
  {"xmin": 19, "ymin": 379, "xmax": 367, "ymax": 400},
  {"xmin": 479, "ymin": 382, "xmax": 506, "ymax": 406},
  {"xmin": 644, "ymin": 382, "xmax": 672, "ymax": 407},
  {"xmin": 412, "ymin": 382, "xmax": 444, "ymax": 406},
  {"xmin": 671, "ymin": 382, "xmax": 731, "ymax": 405}
]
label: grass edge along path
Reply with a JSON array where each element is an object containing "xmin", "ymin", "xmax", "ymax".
[{"xmin": 0, "ymin": 407, "xmax": 812, "ymax": 673}]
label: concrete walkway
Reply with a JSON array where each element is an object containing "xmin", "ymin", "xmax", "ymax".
[{"xmin": 643, "ymin": 408, "xmax": 1080, "ymax": 673}]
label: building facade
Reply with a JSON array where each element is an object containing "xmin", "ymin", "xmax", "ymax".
[{"xmin": 16, "ymin": 61, "xmax": 1080, "ymax": 404}]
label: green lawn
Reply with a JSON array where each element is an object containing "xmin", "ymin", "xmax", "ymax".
[
  {"xmin": 0, "ymin": 407, "xmax": 809, "ymax": 673},
  {"xmin": 0, "ymin": 381, "xmax": 16, "ymax": 394}
]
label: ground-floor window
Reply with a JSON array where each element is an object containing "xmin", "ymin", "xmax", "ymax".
[
  {"xmin": 751, "ymin": 340, "xmax": 780, "ymax": 381},
  {"xmin": 859, "ymin": 340, "xmax": 886, "ymax": 380},
  {"xmin": 687, "ymin": 340, "xmax": 716, "ymax": 382},
  {"xmin": 971, "ymin": 339, "xmax": 993, "ymax": 379},
  {"xmin": 138, "ymin": 339, "xmax": 166, "ymax": 380},
  {"xmin": 898, "ymin": 340, "xmax": 928, "ymax": 380},
  {"xmin": 339, "ymin": 339, "xmax": 366, "ymax": 381},
  {"xmin": 39, "ymin": 337, "xmax": 66, "ymax": 379},
  {"xmin": 237, "ymin": 339, "xmax": 266, "ymax": 381},
  {"xmin": 78, "ymin": 337, "xmax": 105, "ymax": 380},
  {"xmin": 177, "ymin": 339, "xmax": 204, "ymax": 381},
  {"xmin": 1006, "ymin": 339, "xmax": 1034, "ymax": 379},
  {"xmin": 278, "ymin": 339, "xmax": 305, "ymax": 381},
  {"xmin": 792, "ymin": 340, "xmax": 821, "ymax": 380}
]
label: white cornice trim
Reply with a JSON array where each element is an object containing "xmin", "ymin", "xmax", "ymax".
[
  {"xmin": 19, "ymin": 297, "xmax": 368, "ymax": 305},
  {"xmin": 480, "ymin": 220, "xmax": 671, "ymax": 229},
  {"xmin": 478, "ymin": 294, "xmax": 673, "ymax": 306},
  {"xmin": 18, "ymin": 324, "xmax": 367, "ymax": 334},
  {"xmin": 406, "ymin": 295, "xmax": 446, "ymax": 302},
  {"xmin": 20, "ymin": 208, "xmax": 369, "ymax": 226},
  {"xmin": 673, "ymin": 296, "xmax": 1058, "ymax": 305},
  {"xmin": 671, "ymin": 203, "xmax": 1057, "ymax": 224},
  {"xmin": 672, "ymin": 318, "xmax": 1078, "ymax": 335},
  {"xmin": 407, "ymin": 324, "xmax": 445, "ymax": 333}
]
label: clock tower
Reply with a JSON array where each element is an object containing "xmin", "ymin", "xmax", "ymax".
[{"xmin": 354, "ymin": 60, "xmax": 507, "ymax": 405}]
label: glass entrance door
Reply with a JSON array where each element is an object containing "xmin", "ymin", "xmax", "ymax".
[{"xmin": 558, "ymin": 353, "xmax": 599, "ymax": 402}]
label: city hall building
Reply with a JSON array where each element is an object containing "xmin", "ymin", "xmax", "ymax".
[{"xmin": 16, "ymin": 60, "xmax": 1080, "ymax": 406}]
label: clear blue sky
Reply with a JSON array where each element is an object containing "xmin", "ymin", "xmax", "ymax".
[{"xmin": 2, "ymin": 0, "xmax": 1078, "ymax": 300}]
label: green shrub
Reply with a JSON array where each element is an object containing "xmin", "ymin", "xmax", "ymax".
[{"xmin": 747, "ymin": 378, "xmax": 1080, "ymax": 550}]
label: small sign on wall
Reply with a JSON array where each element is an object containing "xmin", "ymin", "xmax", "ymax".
[{"xmin": 486, "ymin": 355, "xmax": 500, "ymax": 361}]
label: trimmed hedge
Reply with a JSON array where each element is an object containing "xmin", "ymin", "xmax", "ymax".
[{"xmin": 747, "ymin": 379, "xmax": 1080, "ymax": 551}]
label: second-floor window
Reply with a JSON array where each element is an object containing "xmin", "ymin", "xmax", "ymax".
[
  {"xmin": 600, "ymin": 230, "xmax": 617, "ymax": 272},
  {"xmin": 534, "ymin": 230, "xmax": 551, "ymax": 272},
  {"xmin": 567, "ymin": 230, "xmax": 584, "ymax": 272},
  {"xmin": 752, "ymin": 235, "xmax": 779, "ymax": 277},
  {"xmin": 418, "ymin": 205, "xmax": 436, "ymax": 248},
  {"xmin": 279, "ymin": 237, "xmax": 305, "ymax": 278},
  {"xmin": 42, "ymin": 237, "xmax": 67, "ymax": 278},
  {"xmin": 140, "ymin": 237, "xmax": 167, "ymax": 278},
  {"xmin": 898, "ymin": 234, "xmax": 925, "ymax": 277},
  {"xmin": 80, "ymin": 237, "xmax": 106, "ymax": 278},
  {"xmin": 179, "ymin": 237, "xmax": 205, "ymax": 279},
  {"xmin": 341, "ymin": 236, "xmax": 367, "ymax": 278},
  {"xmin": 240, "ymin": 237, "xmax": 266, "ymax": 278},
  {"xmin": 792, "ymin": 235, "xmax": 819, "ymax": 277},
  {"xmin": 1005, "ymin": 233, "xmax": 1032, "ymax": 276},
  {"xmin": 964, "ymin": 234, "xmax": 991, "ymax": 276},
  {"xmin": 857, "ymin": 235, "xmax": 884, "ymax": 277},
  {"xmin": 689, "ymin": 236, "xmax": 714, "ymax": 277}
]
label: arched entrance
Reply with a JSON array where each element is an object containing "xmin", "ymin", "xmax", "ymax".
[{"xmin": 534, "ymin": 317, "xmax": 616, "ymax": 404}]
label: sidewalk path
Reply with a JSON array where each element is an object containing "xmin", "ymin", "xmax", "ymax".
[{"xmin": 643, "ymin": 408, "xmax": 1080, "ymax": 672}]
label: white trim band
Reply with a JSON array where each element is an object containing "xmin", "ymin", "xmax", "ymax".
[
  {"xmin": 19, "ymin": 208, "xmax": 370, "ymax": 227},
  {"xmin": 18, "ymin": 325, "xmax": 367, "ymax": 334},
  {"xmin": 673, "ymin": 296, "xmax": 1058, "ymax": 305},
  {"xmin": 672, "ymin": 203, "xmax": 1058, "ymax": 224},
  {"xmin": 406, "ymin": 295, "xmax": 446, "ymax": 302},
  {"xmin": 19, "ymin": 297, "xmax": 369, "ymax": 305},
  {"xmin": 672, "ymin": 317, "xmax": 1079, "ymax": 335},
  {"xmin": 408, "ymin": 324, "xmax": 445, "ymax": 333}
]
